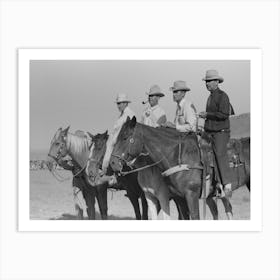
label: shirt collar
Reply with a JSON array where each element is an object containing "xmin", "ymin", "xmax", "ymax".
[
  {"xmin": 120, "ymin": 106, "xmax": 130, "ymax": 117},
  {"xmin": 149, "ymin": 104, "xmax": 159, "ymax": 111},
  {"xmin": 178, "ymin": 98, "xmax": 186, "ymax": 109}
]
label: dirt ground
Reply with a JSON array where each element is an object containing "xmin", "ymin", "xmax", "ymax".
[{"xmin": 30, "ymin": 170, "xmax": 250, "ymax": 220}]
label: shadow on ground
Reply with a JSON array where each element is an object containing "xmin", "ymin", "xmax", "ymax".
[{"xmin": 49, "ymin": 213, "xmax": 134, "ymax": 220}]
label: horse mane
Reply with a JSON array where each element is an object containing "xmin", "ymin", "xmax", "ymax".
[
  {"xmin": 66, "ymin": 133, "xmax": 90, "ymax": 166},
  {"xmin": 88, "ymin": 131, "xmax": 109, "ymax": 163}
]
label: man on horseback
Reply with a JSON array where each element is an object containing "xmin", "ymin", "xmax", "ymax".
[
  {"xmin": 102, "ymin": 93, "xmax": 136, "ymax": 173},
  {"xmin": 164, "ymin": 80, "xmax": 197, "ymax": 132},
  {"xmin": 199, "ymin": 70, "xmax": 233, "ymax": 198},
  {"xmin": 141, "ymin": 85, "xmax": 167, "ymax": 127}
]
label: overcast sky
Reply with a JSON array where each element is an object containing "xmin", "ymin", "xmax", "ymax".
[{"xmin": 30, "ymin": 60, "xmax": 250, "ymax": 151}]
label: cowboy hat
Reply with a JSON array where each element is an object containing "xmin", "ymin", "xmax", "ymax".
[
  {"xmin": 115, "ymin": 93, "xmax": 131, "ymax": 103},
  {"xmin": 170, "ymin": 80, "xmax": 190, "ymax": 92},
  {"xmin": 146, "ymin": 85, "xmax": 165, "ymax": 97},
  {"xmin": 202, "ymin": 69, "xmax": 224, "ymax": 83}
]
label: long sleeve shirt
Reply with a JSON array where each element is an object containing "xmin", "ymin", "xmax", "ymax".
[
  {"xmin": 102, "ymin": 106, "xmax": 136, "ymax": 170},
  {"xmin": 141, "ymin": 105, "xmax": 166, "ymax": 127},
  {"xmin": 174, "ymin": 98, "xmax": 197, "ymax": 132},
  {"xmin": 204, "ymin": 87, "xmax": 231, "ymax": 132}
]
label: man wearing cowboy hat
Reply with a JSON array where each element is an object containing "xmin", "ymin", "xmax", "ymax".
[
  {"xmin": 141, "ymin": 85, "xmax": 167, "ymax": 127},
  {"xmin": 199, "ymin": 70, "xmax": 233, "ymax": 198},
  {"xmin": 102, "ymin": 93, "xmax": 135, "ymax": 173},
  {"xmin": 165, "ymin": 80, "xmax": 197, "ymax": 132}
]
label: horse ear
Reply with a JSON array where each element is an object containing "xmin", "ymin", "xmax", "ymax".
[
  {"xmin": 131, "ymin": 116, "xmax": 137, "ymax": 126},
  {"xmin": 126, "ymin": 116, "xmax": 130, "ymax": 123},
  {"xmin": 105, "ymin": 130, "xmax": 108, "ymax": 136},
  {"xmin": 87, "ymin": 131, "xmax": 95, "ymax": 139},
  {"xmin": 63, "ymin": 126, "xmax": 70, "ymax": 134}
]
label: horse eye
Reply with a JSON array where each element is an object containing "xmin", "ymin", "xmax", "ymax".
[{"xmin": 129, "ymin": 138, "xmax": 134, "ymax": 144}]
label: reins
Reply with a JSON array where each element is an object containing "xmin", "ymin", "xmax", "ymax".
[{"xmin": 119, "ymin": 157, "xmax": 164, "ymax": 176}]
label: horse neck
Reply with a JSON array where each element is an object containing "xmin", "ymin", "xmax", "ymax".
[
  {"xmin": 66, "ymin": 134, "xmax": 90, "ymax": 168},
  {"xmin": 137, "ymin": 124, "xmax": 175, "ymax": 169},
  {"xmin": 90, "ymin": 139, "xmax": 107, "ymax": 166},
  {"xmin": 138, "ymin": 123, "xmax": 199, "ymax": 169}
]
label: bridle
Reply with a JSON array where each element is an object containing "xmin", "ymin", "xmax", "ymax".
[
  {"xmin": 111, "ymin": 124, "xmax": 141, "ymax": 167},
  {"xmin": 49, "ymin": 133, "xmax": 88, "ymax": 179},
  {"xmin": 111, "ymin": 124, "xmax": 163, "ymax": 176}
]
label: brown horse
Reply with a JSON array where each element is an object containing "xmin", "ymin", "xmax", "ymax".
[
  {"xmin": 110, "ymin": 117, "xmax": 250, "ymax": 220},
  {"xmin": 86, "ymin": 131, "xmax": 189, "ymax": 220},
  {"xmin": 110, "ymin": 117, "xmax": 203, "ymax": 219},
  {"xmin": 48, "ymin": 127, "xmax": 108, "ymax": 220},
  {"xmin": 86, "ymin": 131, "xmax": 148, "ymax": 220}
]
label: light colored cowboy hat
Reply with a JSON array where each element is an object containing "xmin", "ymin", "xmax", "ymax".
[
  {"xmin": 146, "ymin": 85, "xmax": 165, "ymax": 97},
  {"xmin": 115, "ymin": 93, "xmax": 131, "ymax": 103},
  {"xmin": 170, "ymin": 80, "xmax": 190, "ymax": 92},
  {"xmin": 202, "ymin": 69, "xmax": 224, "ymax": 83}
]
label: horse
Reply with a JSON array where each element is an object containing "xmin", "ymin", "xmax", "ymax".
[
  {"xmin": 48, "ymin": 127, "xmax": 108, "ymax": 220},
  {"xmin": 86, "ymin": 131, "xmax": 148, "ymax": 220},
  {"xmin": 110, "ymin": 117, "xmax": 250, "ymax": 220},
  {"xmin": 86, "ymin": 131, "xmax": 189, "ymax": 220}
]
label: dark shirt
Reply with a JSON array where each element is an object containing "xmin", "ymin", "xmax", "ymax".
[{"xmin": 204, "ymin": 87, "xmax": 231, "ymax": 132}]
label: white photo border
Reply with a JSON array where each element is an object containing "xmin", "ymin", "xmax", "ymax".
[{"xmin": 19, "ymin": 48, "xmax": 261, "ymax": 232}]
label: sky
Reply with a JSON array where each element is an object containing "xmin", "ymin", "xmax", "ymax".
[{"xmin": 30, "ymin": 60, "xmax": 250, "ymax": 151}]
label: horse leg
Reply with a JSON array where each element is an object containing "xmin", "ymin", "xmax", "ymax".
[
  {"xmin": 145, "ymin": 192, "xmax": 159, "ymax": 220},
  {"xmin": 84, "ymin": 191, "xmax": 96, "ymax": 220},
  {"xmin": 246, "ymin": 178, "xmax": 250, "ymax": 192},
  {"xmin": 206, "ymin": 191, "xmax": 219, "ymax": 220},
  {"xmin": 75, "ymin": 204, "xmax": 84, "ymax": 220},
  {"xmin": 221, "ymin": 197, "xmax": 233, "ymax": 220},
  {"xmin": 73, "ymin": 186, "xmax": 87, "ymax": 219},
  {"xmin": 96, "ymin": 184, "xmax": 108, "ymax": 220},
  {"xmin": 172, "ymin": 196, "xmax": 190, "ymax": 220},
  {"xmin": 126, "ymin": 191, "xmax": 142, "ymax": 220},
  {"xmin": 140, "ymin": 191, "xmax": 148, "ymax": 220},
  {"xmin": 157, "ymin": 189, "xmax": 171, "ymax": 220},
  {"xmin": 184, "ymin": 189, "xmax": 200, "ymax": 220}
]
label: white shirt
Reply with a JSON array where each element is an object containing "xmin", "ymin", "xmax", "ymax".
[
  {"xmin": 174, "ymin": 98, "xmax": 197, "ymax": 132},
  {"xmin": 102, "ymin": 106, "xmax": 135, "ymax": 170},
  {"xmin": 111, "ymin": 106, "xmax": 135, "ymax": 138},
  {"xmin": 141, "ymin": 105, "xmax": 166, "ymax": 128}
]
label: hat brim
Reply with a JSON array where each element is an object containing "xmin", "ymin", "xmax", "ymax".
[
  {"xmin": 146, "ymin": 92, "xmax": 165, "ymax": 97},
  {"xmin": 202, "ymin": 77, "xmax": 224, "ymax": 83},
  {"xmin": 115, "ymin": 100, "xmax": 131, "ymax": 103},
  {"xmin": 170, "ymin": 87, "xmax": 190, "ymax": 92}
]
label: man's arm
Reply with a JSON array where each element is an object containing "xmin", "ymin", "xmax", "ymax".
[
  {"xmin": 206, "ymin": 93, "xmax": 230, "ymax": 121},
  {"xmin": 176, "ymin": 102, "xmax": 197, "ymax": 132}
]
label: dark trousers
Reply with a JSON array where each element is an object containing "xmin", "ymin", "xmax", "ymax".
[{"xmin": 209, "ymin": 131, "xmax": 231, "ymax": 185}]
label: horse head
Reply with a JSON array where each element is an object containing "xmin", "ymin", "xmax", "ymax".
[
  {"xmin": 48, "ymin": 126, "xmax": 70, "ymax": 161},
  {"xmin": 86, "ymin": 131, "xmax": 109, "ymax": 183},
  {"xmin": 110, "ymin": 116, "xmax": 143, "ymax": 172}
]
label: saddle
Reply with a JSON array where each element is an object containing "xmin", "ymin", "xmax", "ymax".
[{"xmin": 198, "ymin": 132, "xmax": 249, "ymax": 192}]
